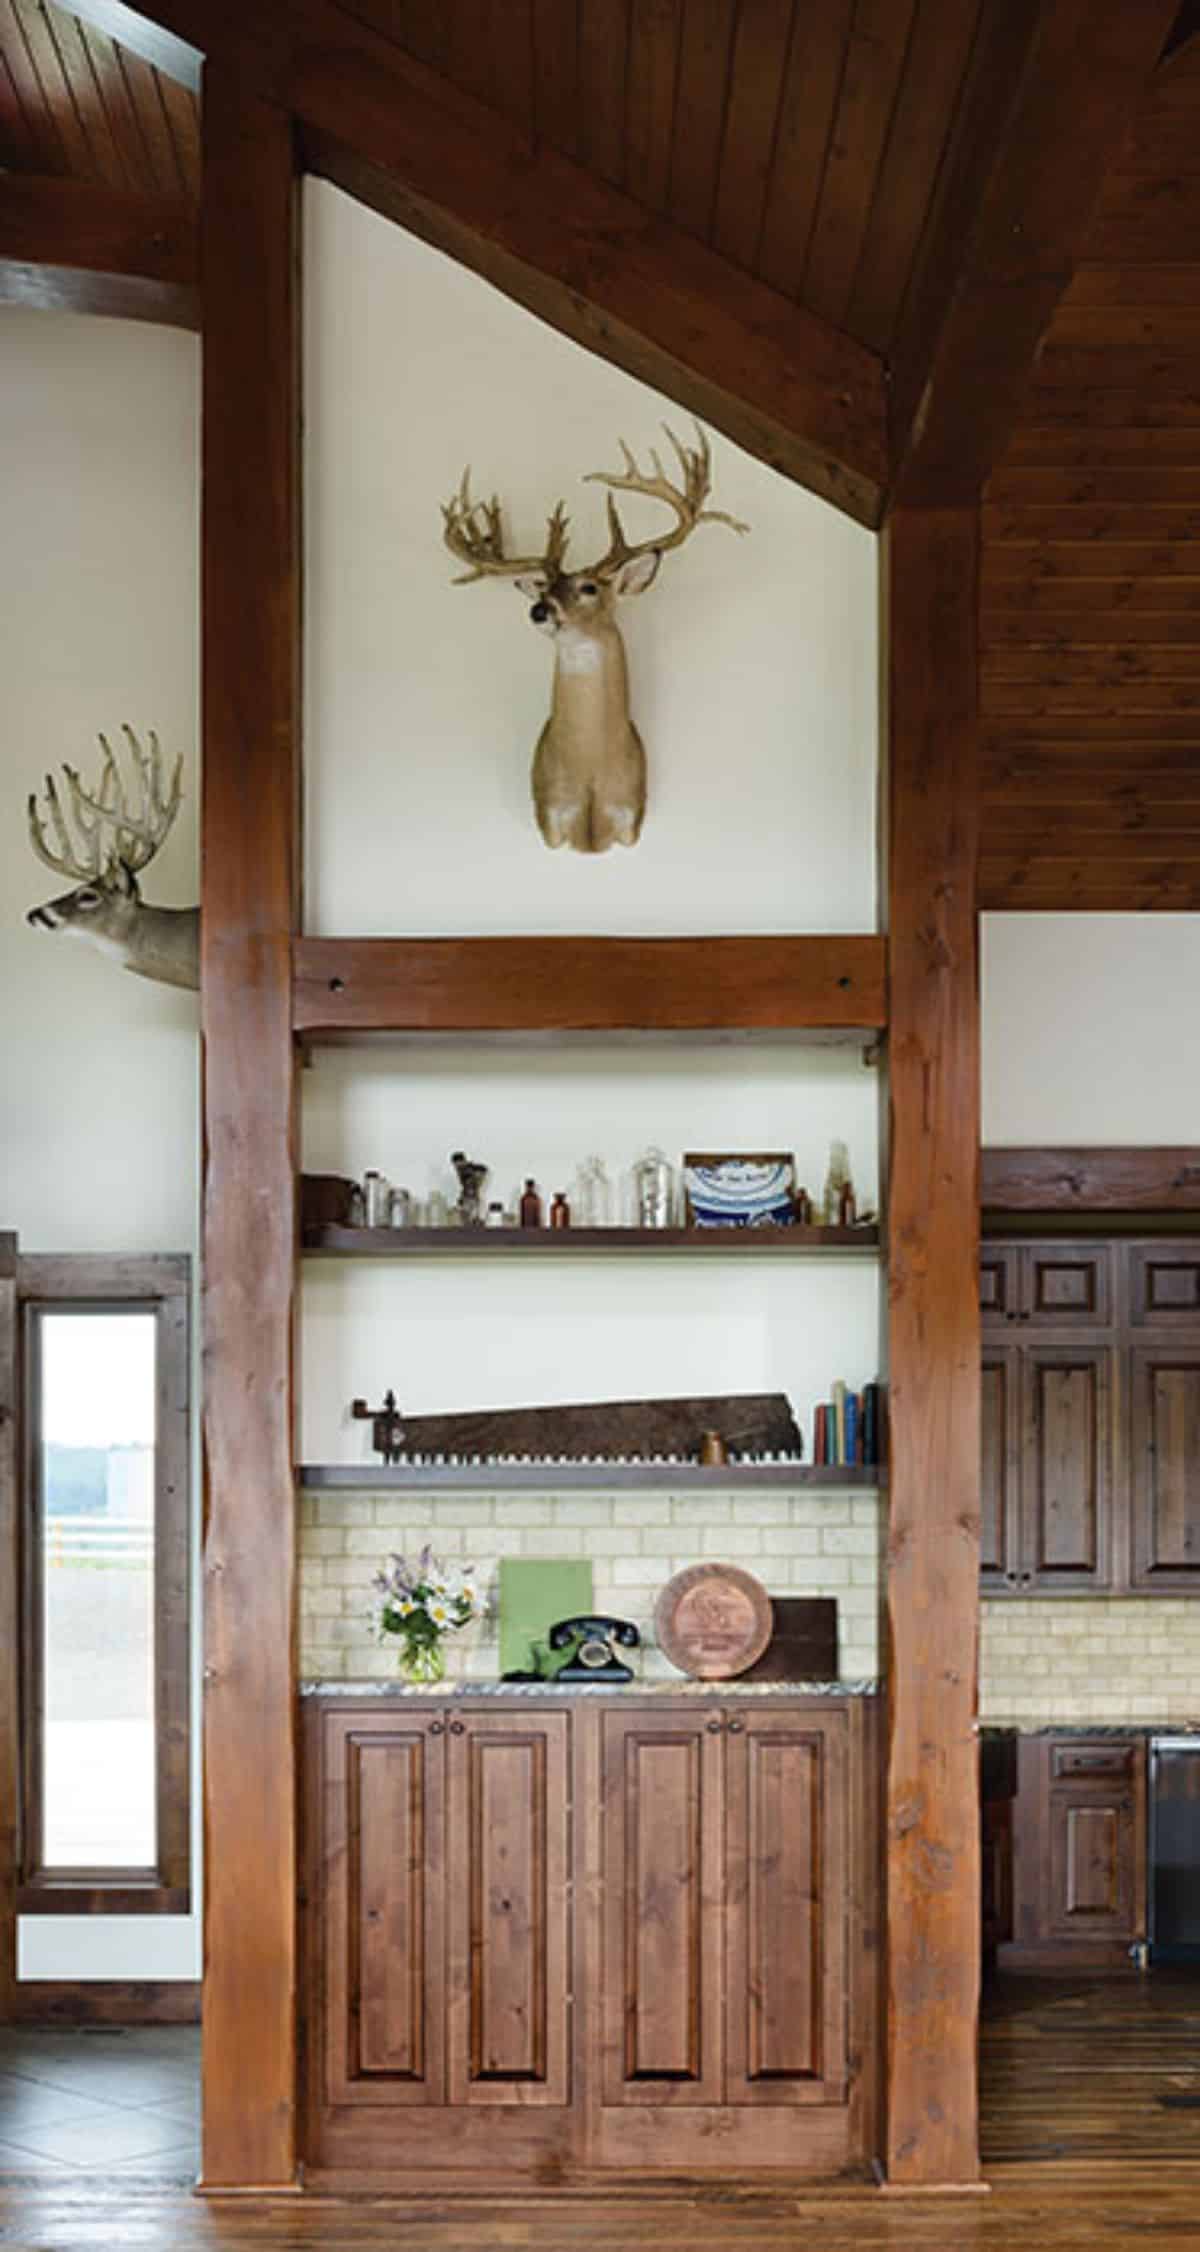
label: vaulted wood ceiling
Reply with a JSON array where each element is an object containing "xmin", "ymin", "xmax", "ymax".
[
  {"xmin": 980, "ymin": 31, "xmax": 1200, "ymax": 911},
  {"xmin": 2, "ymin": 0, "xmax": 1198, "ymax": 909}
]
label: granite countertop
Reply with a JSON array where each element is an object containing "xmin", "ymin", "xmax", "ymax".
[
  {"xmin": 981, "ymin": 1721, "xmax": 1200, "ymax": 1738},
  {"xmin": 301, "ymin": 1677, "xmax": 879, "ymax": 1699}
]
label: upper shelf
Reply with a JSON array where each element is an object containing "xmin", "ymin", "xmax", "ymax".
[
  {"xmin": 304, "ymin": 1224, "xmax": 880, "ymax": 1258},
  {"xmin": 292, "ymin": 934, "xmax": 887, "ymax": 1040}
]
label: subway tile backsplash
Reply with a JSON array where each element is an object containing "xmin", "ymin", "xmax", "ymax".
[
  {"xmin": 980, "ymin": 1598, "xmax": 1200, "ymax": 1725},
  {"xmin": 298, "ymin": 1486, "xmax": 884, "ymax": 1683}
]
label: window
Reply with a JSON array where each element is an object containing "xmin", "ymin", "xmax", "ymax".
[{"xmin": 16, "ymin": 1256, "xmax": 190, "ymax": 1916}]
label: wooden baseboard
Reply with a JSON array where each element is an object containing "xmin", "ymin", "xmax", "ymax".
[{"xmin": 3, "ymin": 1980, "xmax": 200, "ymax": 2024}]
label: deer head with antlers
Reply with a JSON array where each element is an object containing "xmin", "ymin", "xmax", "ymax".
[
  {"xmin": 26, "ymin": 726, "xmax": 199, "ymax": 991},
  {"xmin": 443, "ymin": 423, "xmax": 747, "ymax": 854}
]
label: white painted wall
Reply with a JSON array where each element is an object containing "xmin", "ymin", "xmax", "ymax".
[
  {"xmin": 982, "ymin": 913, "xmax": 1200, "ymax": 1144},
  {"xmin": 303, "ymin": 181, "xmax": 878, "ymax": 937},
  {"xmin": 1, "ymin": 308, "xmax": 200, "ymax": 1981}
]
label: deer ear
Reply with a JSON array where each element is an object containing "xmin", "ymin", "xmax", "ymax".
[
  {"xmin": 613, "ymin": 550, "xmax": 662, "ymax": 598},
  {"xmin": 514, "ymin": 576, "xmax": 546, "ymax": 599}
]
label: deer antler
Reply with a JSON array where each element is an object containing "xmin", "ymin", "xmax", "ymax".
[
  {"xmin": 442, "ymin": 470, "xmax": 571, "ymax": 585},
  {"xmin": 584, "ymin": 422, "xmax": 748, "ymax": 578},
  {"xmin": 28, "ymin": 726, "xmax": 182, "ymax": 882}
]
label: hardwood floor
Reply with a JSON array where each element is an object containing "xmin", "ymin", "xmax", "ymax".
[{"xmin": 982, "ymin": 1969, "xmax": 1200, "ymax": 2165}]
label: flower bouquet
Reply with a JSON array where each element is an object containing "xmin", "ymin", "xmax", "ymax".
[{"xmin": 370, "ymin": 1547, "xmax": 480, "ymax": 1684}]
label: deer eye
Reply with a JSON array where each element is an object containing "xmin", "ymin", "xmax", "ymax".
[
  {"xmin": 578, "ymin": 581, "xmax": 598, "ymax": 597},
  {"xmin": 76, "ymin": 889, "xmax": 102, "ymax": 909}
]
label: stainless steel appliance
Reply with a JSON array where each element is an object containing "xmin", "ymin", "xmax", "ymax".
[{"xmin": 1150, "ymin": 1736, "xmax": 1200, "ymax": 1962}]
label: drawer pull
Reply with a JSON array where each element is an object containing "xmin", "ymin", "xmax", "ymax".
[{"xmin": 1052, "ymin": 1743, "xmax": 1134, "ymax": 1779}]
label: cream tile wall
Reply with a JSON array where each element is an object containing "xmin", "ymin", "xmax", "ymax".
[
  {"xmin": 299, "ymin": 1486, "xmax": 883, "ymax": 1683},
  {"xmin": 981, "ymin": 1598, "xmax": 1200, "ymax": 1725}
]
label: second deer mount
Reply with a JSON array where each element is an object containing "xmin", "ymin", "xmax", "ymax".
[
  {"xmin": 26, "ymin": 726, "xmax": 199, "ymax": 991},
  {"xmin": 443, "ymin": 422, "xmax": 747, "ymax": 856}
]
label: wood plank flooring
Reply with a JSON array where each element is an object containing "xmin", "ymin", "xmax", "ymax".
[{"xmin": 982, "ymin": 1969, "xmax": 1200, "ymax": 2165}]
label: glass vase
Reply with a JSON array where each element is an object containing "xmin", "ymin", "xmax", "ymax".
[{"xmin": 397, "ymin": 1636, "xmax": 447, "ymax": 1686}]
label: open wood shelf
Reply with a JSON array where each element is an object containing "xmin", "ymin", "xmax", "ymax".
[
  {"xmin": 304, "ymin": 1223, "xmax": 880, "ymax": 1257},
  {"xmin": 299, "ymin": 1462, "xmax": 881, "ymax": 1491},
  {"xmin": 292, "ymin": 934, "xmax": 887, "ymax": 1037}
]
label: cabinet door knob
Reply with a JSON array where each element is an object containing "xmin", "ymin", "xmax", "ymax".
[
  {"xmin": 706, "ymin": 1717, "xmax": 723, "ymax": 1734},
  {"xmin": 449, "ymin": 1719, "xmax": 465, "ymax": 1735},
  {"xmin": 1004, "ymin": 1571, "xmax": 1018, "ymax": 1586},
  {"xmin": 428, "ymin": 1719, "xmax": 445, "ymax": 1736},
  {"xmin": 727, "ymin": 1716, "xmax": 745, "ymax": 1734}
]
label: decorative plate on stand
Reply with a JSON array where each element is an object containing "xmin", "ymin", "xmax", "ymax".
[{"xmin": 654, "ymin": 1561, "xmax": 773, "ymax": 1679}]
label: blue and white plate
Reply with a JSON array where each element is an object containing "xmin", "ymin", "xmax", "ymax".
[{"xmin": 685, "ymin": 1158, "xmax": 795, "ymax": 1229}]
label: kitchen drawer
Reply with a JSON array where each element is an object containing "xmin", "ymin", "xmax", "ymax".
[{"xmin": 1051, "ymin": 1741, "xmax": 1136, "ymax": 1782}]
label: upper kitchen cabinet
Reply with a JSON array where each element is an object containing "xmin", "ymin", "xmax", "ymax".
[
  {"xmin": 1129, "ymin": 1344, "xmax": 1200, "ymax": 1590},
  {"xmin": 980, "ymin": 1245, "xmax": 1113, "ymax": 1333}
]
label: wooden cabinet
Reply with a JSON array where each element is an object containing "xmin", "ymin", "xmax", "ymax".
[
  {"xmin": 304, "ymin": 1692, "xmax": 879, "ymax": 2182},
  {"xmin": 1007, "ymin": 1734, "xmax": 1147, "ymax": 1968},
  {"xmin": 981, "ymin": 1235, "xmax": 1200, "ymax": 1596}
]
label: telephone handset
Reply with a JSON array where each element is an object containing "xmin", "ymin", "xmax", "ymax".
[{"xmin": 548, "ymin": 1613, "xmax": 640, "ymax": 1683}]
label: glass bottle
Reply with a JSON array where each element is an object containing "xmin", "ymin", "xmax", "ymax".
[
  {"xmin": 485, "ymin": 1201, "xmax": 505, "ymax": 1228},
  {"xmin": 633, "ymin": 1147, "xmax": 673, "ymax": 1229},
  {"xmin": 550, "ymin": 1191, "xmax": 571, "ymax": 1229},
  {"xmin": 520, "ymin": 1179, "xmax": 543, "ymax": 1228},
  {"xmin": 363, "ymin": 1170, "xmax": 390, "ymax": 1228},
  {"xmin": 821, "ymin": 1140, "xmax": 851, "ymax": 1226}
]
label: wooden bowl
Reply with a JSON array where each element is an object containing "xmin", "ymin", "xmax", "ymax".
[{"xmin": 654, "ymin": 1562, "xmax": 773, "ymax": 1679}]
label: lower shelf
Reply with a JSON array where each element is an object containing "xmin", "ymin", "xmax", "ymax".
[{"xmin": 299, "ymin": 1462, "xmax": 881, "ymax": 1490}]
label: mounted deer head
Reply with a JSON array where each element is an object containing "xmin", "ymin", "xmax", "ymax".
[
  {"xmin": 26, "ymin": 726, "xmax": 199, "ymax": 991},
  {"xmin": 443, "ymin": 423, "xmax": 747, "ymax": 853}
]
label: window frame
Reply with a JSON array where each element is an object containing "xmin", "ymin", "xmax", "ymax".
[{"xmin": 16, "ymin": 1254, "xmax": 191, "ymax": 1917}]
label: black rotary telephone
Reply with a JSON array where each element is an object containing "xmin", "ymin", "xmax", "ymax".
[{"xmin": 548, "ymin": 1614, "xmax": 640, "ymax": 1683}]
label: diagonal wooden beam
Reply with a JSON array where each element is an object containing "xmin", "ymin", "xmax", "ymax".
[
  {"xmin": 0, "ymin": 174, "xmax": 199, "ymax": 328},
  {"xmin": 889, "ymin": 0, "xmax": 1180, "ymax": 511},
  {"xmin": 134, "ymin": 0, "xmax": 888, "ymax": 524}
]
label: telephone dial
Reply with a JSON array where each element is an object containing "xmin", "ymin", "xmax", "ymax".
[{"xmin": 548, "ymin": 1614, "xmax": 640, "ymax": 1683}]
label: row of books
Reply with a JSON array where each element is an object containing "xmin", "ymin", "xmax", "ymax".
[{"xmin": 812, "ymin": 1380, "xmax": 884, "ymax": 1468}]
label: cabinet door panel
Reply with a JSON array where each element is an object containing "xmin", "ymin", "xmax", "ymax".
[
  {"xmin": 447, "ymin": 1712, "xmax": 570, "ymax": 2106},
  {"xmin": 1130, "ymin": 1346, "xmax": 1200, "ymax": 1588},
  {"xmin": 981, "ymin": 1247, "xmax": 1020, "ymax": 1326},
  {"xmin": 1023, "ymin": 1245, "xmax": 1111, "ymax": 1330},
  {"xmin": 724, "ymin": 1712, "xmax": 847, "ymax": 2105},
  {"xmin": 1129, "ymin": 1244, "xmax": 1200, "ymax": 1328},
  {"xmin": 321, "ymin": 1714, "xmax": 446, "ymax": 2108},
  {"xmin": 600, "ymin": 1710, "xmax": 722, "ymax": 2106},
  {"xmin": 1047, "ymin": 1790, "xmax": 1138, "ymax": 1941},
  {"xmin": 1022, "ymin": 1347, "xmax": 1112, "ymax": 1589},
  {"xmin": 981, "ymin": 1349, "xmax": 1020, "ymax": 1586}
]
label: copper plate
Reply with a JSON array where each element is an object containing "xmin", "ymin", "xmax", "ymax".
[{"xmin": 655, "ymin": 1562, "xmax": 773, "ymax": 1680}]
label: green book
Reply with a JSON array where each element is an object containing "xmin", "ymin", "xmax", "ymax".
[{"xmin": 498, "ymin": 1558, "xmax": 594, "ymax": 1678}]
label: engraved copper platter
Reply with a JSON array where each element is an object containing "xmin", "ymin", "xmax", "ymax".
[{"xmin": 654, "ymin": 1562, "xmax": 773, "ymax": 1680}]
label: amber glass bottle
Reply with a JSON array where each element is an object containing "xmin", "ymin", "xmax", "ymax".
[{"xmin": 520, "ymin": 1179, "xmax": 543, "ymax": 1228}]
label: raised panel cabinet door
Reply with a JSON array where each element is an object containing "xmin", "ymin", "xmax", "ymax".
[
  {"xmin": 319, "ymin": 1711, "xmax": 446, "ymax": 2108},
  {"xmin": 1129, "ymin": 1243, "xmax": 1200, "ymax": 1328},
  {"xmin": 1046, "ymin": 1786, "xmax": 1139, "ymax": 1943},
  {"xmin": 980, "ymin": 1246, "xmax": 1020, "ymax": 1326},
  {"xmin": 1130, "ymin": 1345, "xmax": 1200, "ymax": 1589},
  {"xmin": 1021, "ymin": 1346, "xmax": 1114, "ymax": 1591},
  {"xmin": 981, "ymin": 1348, "xmax": 1021, "ymax": 1587},
  {"xmin": 445, "ymin": 1710, "xmax": 571, "ymax": 2107},
  {"xmin": 599, "ymin": 1707, "xmax": 723, "ymax": 2106},
  {"xmin": 1021, "ymin": 1244, "xmax": 1112, "ymax": 1331},
  {"xmin": 724, "ymin": 1709, "xmax": 847, "ymax": 2106}
]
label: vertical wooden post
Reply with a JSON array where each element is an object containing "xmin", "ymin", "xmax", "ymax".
[
  {"xmin": 200, "ymin": 73, "xmax": 300, "ymax": 2190},
  {"xmin": 0, "ymin": 1234, "xmax": 19, "ymax": 2020},
  {"xmin": 881, "ymin": 508, "xmax": 982, "ymax": 2187}
]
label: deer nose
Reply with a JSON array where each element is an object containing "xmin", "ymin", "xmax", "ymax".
[{"xmin": 529, "ymin": 600, "xmax": 550, "ymax": 623}]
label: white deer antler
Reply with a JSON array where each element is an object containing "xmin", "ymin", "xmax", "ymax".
[
  {"xmin": 583, "ymin": 422, "xmax": 748, "ymax": 579},
  {"xmin": 442, "ymin": 471, "xmax": 572, "ymax": 585},
  {"xmin": 28, "ymin": 726, "xmax": 183, "ymax": 882}
]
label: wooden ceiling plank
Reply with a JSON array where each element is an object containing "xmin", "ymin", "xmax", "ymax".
[
  {"xmin": 337, "ymin": 0, "xmax": 449, "ymax": 74},
  {"xmin": 486, "ymin": 0, "xmax": 535, "ymax": 135},
  {"xmin": 985, "ymin": 504, "xmax": 1200, "ymax": 542},
  {"xmin": 577, "ymin": 0, "xmax": 631, "ymax": 187},
  {"xmin": 1023, "ymin": 390, "xmax": 1200, "ymax": 429},
  {"xmin": 665, "ymin": 0, "xmax": 736, "ymax": 240},
  {"xmin": 41, "ymin": 5, "xmax": 129, "ymax": 187},
  {"xmin": 1062, "ymin": 267, "xmax": 1200, "ymax": 312},
  {"xmin": 979, "ymin": 865, "xmax": 1200, "ymax": 910},
  {"xmin": 0, "ymin": 0, "xmax": 66, "ymax": 172},
  {"xmin": 441, "ymin": 0, "xmax": 491, "ymax": 108},
  {"xmin": 280, "ymin": 11, "xmax": 885, "ymax": 521},
  {"xmin": 119, "ymin": 47, "xmax": 188, "ymax": 197},
  {"xmin": 984, "ymin": 685, "xmax": 1200, "ymax": 720},
  {"xmin": 801, "ymin": 0, "xmax": 916, "ymax": 333},
  {"xmin": 843, "ymin": 0, "xmax": 981, "ymax": 356},
  {"xmin": 890, "ymin": 0, "xmax": 1180, "ymax": 510},
  {"xmin": 984, "ymin": 584, "xmax": 1200, "ymax": 617},
  {"xmin": 13, "ymin": 0, "xmax": 92, "ymax": 177},
  {"xmin": 756, "ymin": 0, "xmax": 852, "ymax": 299},
  {"xmin": 532, "ymin": 0, "xmax": 580, "ymax": 162},
  {"xmin": 155, "ymin": 65, "xmax": 198, "ymax": 197},
  {"xmin": 0, "ymin": 43, "xmax": 40, "ymax": 166},
  {"xmin": 59, "ymin": 1, "xmax": 201, "ymax": 88},
  {"xmin": 625, "ymin": 0, "xmax": 682, "ymax": 213},
  {"xmin": 711, "ymin": 0, "xmax": 794, "ymax": 271},
  {"xmin": 984, "ymin": 610, "xmax": 1200, "ymax": 647},
  {"xmin": 78, "ymin": 17, "xmax": 162, "ymax": 193},
  {"xmin": 1004, "ymin": 422, "xmax": 1200, "ymax": 463},
  {"xmin": 1087, "ymin": 167, "xmax": 1200, "ymax": 261},
  {"xmin": 985, "ymin": 647, "xmax": 1200, "ymax": 682},
  {"xmin": 984, "ymin": 543, "xmax": 1200, "ymax": 580},
  {"xmin": 987, "ymin": 465, "xmax": 1200, "ymax": 502},
  {"xmin": 984, "ymin": 738, "xmax": 1200, "ymax": 768}
]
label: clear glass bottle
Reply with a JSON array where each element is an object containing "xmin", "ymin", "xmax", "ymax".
[
  {"xmin": 821, "ymin": 1140, "xmax": 851, "ymax": 1226},
  {"xmin": 633, "ymin": 1147, "xmax": 673, "ymax": 1229}
]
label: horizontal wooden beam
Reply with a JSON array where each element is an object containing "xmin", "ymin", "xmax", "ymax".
[
  {"xmin": 0, "ymin": 175, "xmax": 199, "ymax": 328},
  {"xmin": 144, "ymin": 0, "xmax": 888, "ymax": 524},
  {"xmin": 890, "ymin": 0, "xmax": 1179, "ymax": 510},
  {"xmin": 982, "ymin": 1146, "xmax": 1200, "ymax": 1210},
  {"xmin": 293, "ymin": 936, "xmax": 887, "ymax": 1037}
]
